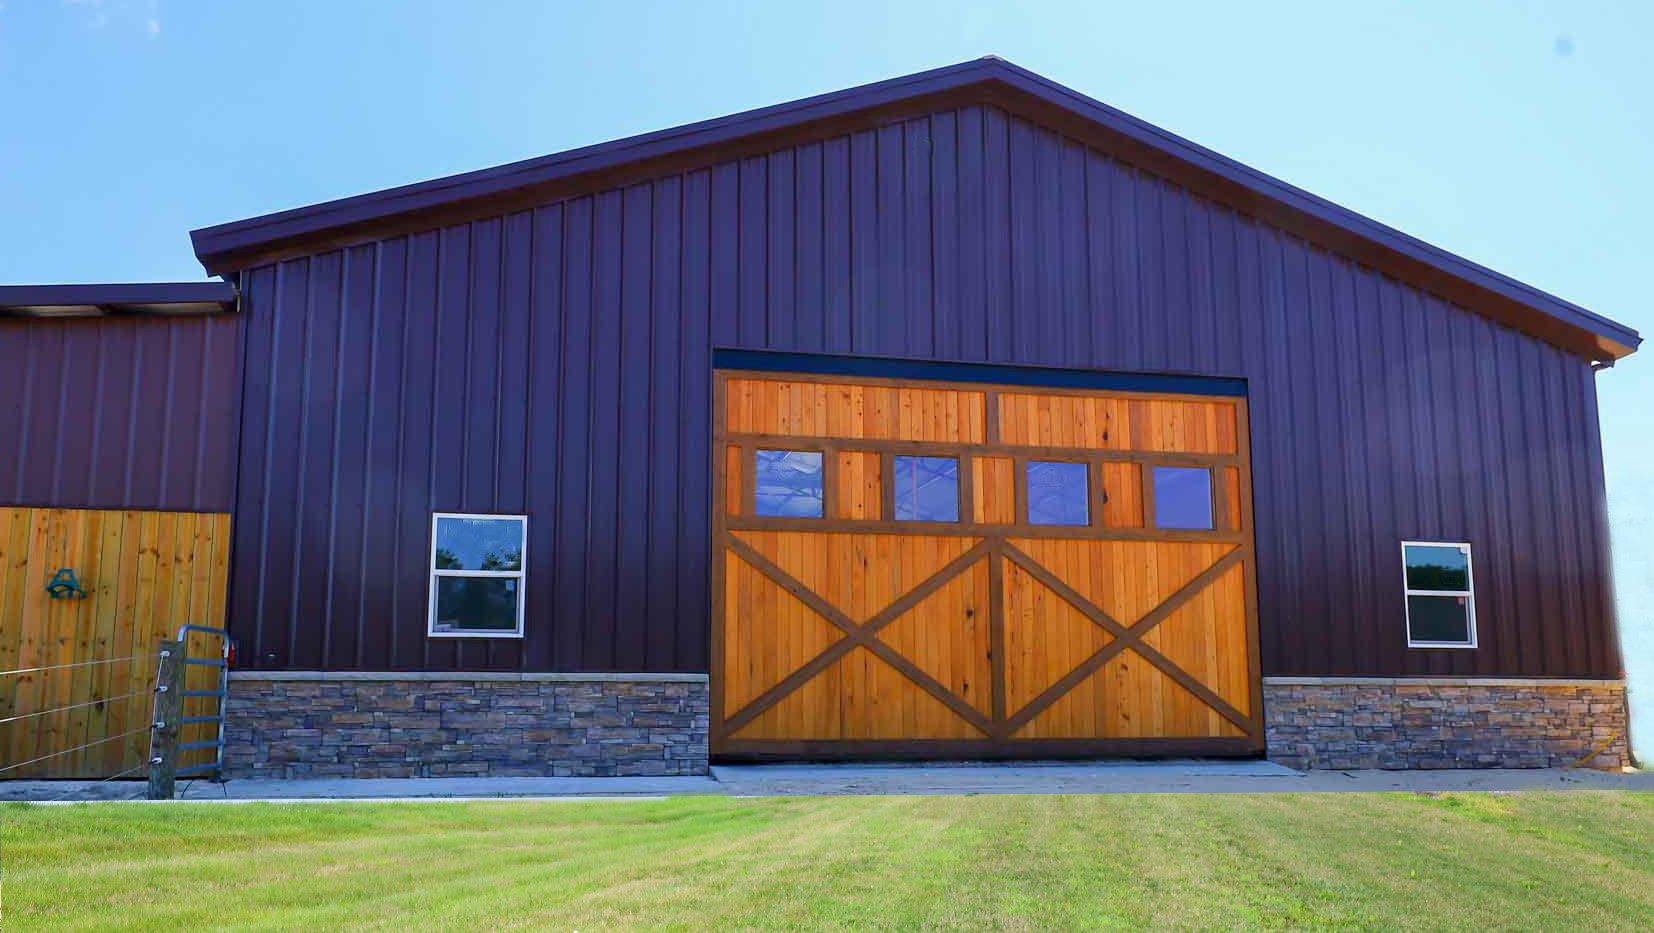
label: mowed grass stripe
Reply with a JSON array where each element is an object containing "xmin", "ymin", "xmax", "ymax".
[{"xmin": 2, "ymin": 792, "xmax": 1652, "ymax": 931}]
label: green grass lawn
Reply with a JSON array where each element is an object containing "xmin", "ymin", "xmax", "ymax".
[{"xmin": 2, "ymin": 791, "xmax": 1652, "ymax": 931}]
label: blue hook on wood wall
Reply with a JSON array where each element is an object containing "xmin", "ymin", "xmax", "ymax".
[{"xmin": 46, "ymin": 568, "xmax": 87, "ymax": 600}]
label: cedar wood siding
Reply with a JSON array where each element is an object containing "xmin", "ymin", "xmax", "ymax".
[
  {"xmin": 0, "ymin": 314, "xmax": 241, "ymax": 512},
  {"xmin": 227, "ymin": 102, "xmax": 1620, "ymax": 679}
]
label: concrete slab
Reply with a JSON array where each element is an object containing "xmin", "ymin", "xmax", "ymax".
[
  {"xmin": 0, "ymin": 781, "xmax": 152, "ymax": 802},
  {"xmin": 0, "ymin": 775, "xmax": 723, "ymax": 803},
  {"xmin": 185, "ymin": 776, "xmax": 724, "ymax": 800},
  {"xmin": 709, "ymin": 760, "xmax": 1654, "ymax": 796},
  {"xmin": 4, "ymin": 763, "xmax": 1647, "ymax": 802}
]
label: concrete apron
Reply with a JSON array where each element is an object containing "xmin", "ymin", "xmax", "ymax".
[
  {"xmin": 3, "ymin": 761, "xmax": 1648, "ymax": 802},
  {"xmin": 711, "ymin": 760, "xmax": 1651, "ymax": 796},
  {"xmin": 0, "ymin": 775, "xmax": 722, "ymax": 803}
]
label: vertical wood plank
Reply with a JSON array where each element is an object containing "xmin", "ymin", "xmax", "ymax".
[
  {"xmin": 106, "ymin": 511, "xmax": 144, "ymax": 775},
  {"xmin": 711, "ymin": 374, "xmax": 1260, "ymax": 755},
  {"xmin": 88, "ymin": 510, "xmax": 126, "ymax": 775},
  {"xmin": 12, "ymin": 509, "xmax": 52, "ymax": 772},
  {"xmin": 0, "ymin": 509, "xmax": 18, "ymax": 758},
  {"xmin": 62, "ymin": 510, "xmax": 99, "ymax": 775}
]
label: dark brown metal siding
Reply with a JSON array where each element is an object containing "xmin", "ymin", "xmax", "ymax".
[
  {"xmin": 0, "ymin": 314, "xmax": 240, "ymax": 512},
  {"xmin": 230, "ymin": 104, "xmax": 1620, "ymax": 678}
]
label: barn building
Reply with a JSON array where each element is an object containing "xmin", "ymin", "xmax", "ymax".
[{"xmin": 0, "ymin": 59, "xmax": 1637, "ymax": 779}]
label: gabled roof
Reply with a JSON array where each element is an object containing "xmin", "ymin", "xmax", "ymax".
[
  {"xmin": 0, "ymin": 281, "xmax": 236, "ymax": 318},
  {"xmin": 189, "ymin": 57, "xmax": 1639, "ymax": 362}
]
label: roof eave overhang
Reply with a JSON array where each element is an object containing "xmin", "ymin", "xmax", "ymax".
[
  {"xmin": 0, "ymin": 281, "xmax": 237, "ymax": 318},
  {"xmin": 188, "ymin": 58, "xmax": 1639, "ymax": 363}
]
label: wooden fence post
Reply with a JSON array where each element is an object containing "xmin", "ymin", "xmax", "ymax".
[{"xmin": 147, "ymin": 639, "xmax": 185, "ymax": 800}]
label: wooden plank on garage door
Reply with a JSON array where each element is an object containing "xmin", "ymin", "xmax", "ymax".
[
  {"xmin": 712, "ymin": 370, "xmax": 1260, "ymax": 761},
  {"xmin": 0, "ymin": 507, "xmax": 232, "ymax": 779}
]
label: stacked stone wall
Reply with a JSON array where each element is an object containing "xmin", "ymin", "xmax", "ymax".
[
  {"xmin": 224, "ymin": 673, "xmax": 1631, "ymax": 776},
  {"xmin": 1263, "ymin": 678, "xmax": 1630, "ymax": 770},
  {"xmin": 224, "ymin": 674, "xmax": 709, "ymax": 779}
]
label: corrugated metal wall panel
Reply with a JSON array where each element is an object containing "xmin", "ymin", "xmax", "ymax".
[
  {"xmin": 229, "ymin": 103, "xmax": 1619, "ymax": 677},
  {"xmin": 0, "ymin": 314, "xmax": 240, "ymax": 512}
]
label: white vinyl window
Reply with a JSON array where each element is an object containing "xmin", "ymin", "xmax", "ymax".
[
  {"xmin": 428, "ymin": 513, "xmax": 527, "ymax": 638},
  {"xmin": 1402, "ymin": 541, "xmax": 1476, "ymax": 648}
]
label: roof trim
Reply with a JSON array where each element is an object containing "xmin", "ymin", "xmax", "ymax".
[
  {"xmin": 714, "ymin": 348, "xmax": 1248, "ymax": 398},
  {"xmin": 0, "ymin": 281, "xmax": 237, "ymax": 318},
  {"xmin": 189, "ymin": 57, "xmax": 1638, "ymax": 361},
  {"xmin": 191, "ymin": 59, "xmax": 1005, "ymax": 266}
]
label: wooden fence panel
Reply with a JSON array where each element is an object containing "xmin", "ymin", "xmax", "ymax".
[{"xmin": 0, "ymin": 507, "xmax": 231, "ymax": 779}]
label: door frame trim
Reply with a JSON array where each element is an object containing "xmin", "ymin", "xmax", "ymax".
[{"xmin": 710, "ymin": 362, "xmax": 1263, "ymax": 759}]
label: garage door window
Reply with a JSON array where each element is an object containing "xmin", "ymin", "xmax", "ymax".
[
  {"xmin": 428, "ymin": 513, "xmax": 527, "ymax": 638},
  {"xmin": 1152, "ymin": 466, "xmax": 1213, "ymax": 530},
  {"xmin": 1403, "ymin": 541, "xmax": 1476, "ymax": 648},
  {"xmin": 893, "ymin": 455, "xmax": 960, "ymax": 522},
  {"xmin": 755, "ymin": 449, "xmax": 825, "ymax": 517},
  {"xmin": 1027, "ymin": 460, "xmax": 1090, "ymax": 526}
]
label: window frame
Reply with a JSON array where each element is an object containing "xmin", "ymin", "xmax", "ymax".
[
  {"xmin": 890, "ymin": 453, "xmax": 963, "ymax": 524},
  {"xmin": 1150, "ymin": 464, "xmax": 1215, "ymax": 531},
  {"xmin": 1401, "ymin": 540, "xmax": 1477, "ymax": 649},
  {"xmin": 1024, "ymin": 457, "xmax": 1093, "ymax": 528},
  {"xmin": 427, "ymin": 512, "xmax": 529, "ymax": 640},
  {"xmin": 753, "ymin": 447, "xmax": 828, "ymax": 519}
]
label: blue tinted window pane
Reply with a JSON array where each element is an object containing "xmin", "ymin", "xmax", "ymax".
[
  {"xmin": 1404, "ymin": 544, "xmax": 1470, "ymax": 591},
  {"xmin": 755, "ymin": 449, "xmax": 824, "ymax": 517},
  {"xmin": 1153, "ymin": 467, "xmax": 1213, "ymax": 530},
  {"xmin": 1027, "ymin": 461, "xmax": 1090, "ymax": 526},
  {"xmin": 434, "ymin": 517, "xmax": 524, "ymax": 571},
  {"xmin": 893, "ymin": 456, "xmax": 960, "ymax": 522}
]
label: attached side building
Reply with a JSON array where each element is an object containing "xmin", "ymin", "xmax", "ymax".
[
  {"xmin": 1, "ymin": 59, "xmax": 1637, "ymax": 778},
  {"xmin": 0, "ymin": 283, "xmax": 239, "ymax": 779}
]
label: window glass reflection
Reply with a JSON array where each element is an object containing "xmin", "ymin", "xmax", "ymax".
[
  {"xmin": 1403, "ymin": 544, "xmax": 1470, "ymax": 591},
  {"xmin": 1153, "ymin": 466, "xmax": 1213, "ymax": 530},
  {"xmin": 1406, "ymin": 594, "xmax": 1471, "ymax": 643},
  {"xmin": 1027, "ymin": 461, "xmax": 1090, "ymax": 526},
  {"xmin": 893, "ymin": 456, "xmax": 960, "ymax": 522},
  {"xmin": 433, "ymin": 577, "xmax": 520, "ymax": 632},
  {"xmin": 754, "ymin": 449, "xmax": 825, "ymax": 518},
  {"xmin": 433, "ymin": 516, "xmax": 524, "ymax": 571}
]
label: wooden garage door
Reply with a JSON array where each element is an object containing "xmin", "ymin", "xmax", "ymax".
[{"xmin": 712, "ymin": 370, "xmax": 1262, "ymax": 760}]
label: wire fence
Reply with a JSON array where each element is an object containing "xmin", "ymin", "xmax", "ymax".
[
  {"xmin": 3, "ymin": 626, "xmax": 230, "ymax": 794},
  {"xmin": 0, "ymin": 652, "xmax": 155, "ymax": 782},
  {"xmin": 0, "ymin": 656, "xmax": 144, "ymax": 678},
  {"xmin": 0, "ymin": 726, "xmax": 151, "ymax": 778},
  {"xmin": 39, "ymin": 761, "xmax": 153, "ymax": 802},
  {"xmin": 0, "ymin": 690, "xmax": 149, "ymax": 727}
]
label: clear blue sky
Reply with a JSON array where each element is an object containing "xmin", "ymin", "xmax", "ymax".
[{"xmin": 3, "ymin": 1, "xmax": 1650, "ymax": 749}]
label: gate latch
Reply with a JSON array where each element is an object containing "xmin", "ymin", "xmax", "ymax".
[{"xmin": 46, "ymin": 568, "xmax": 87, "ymax": 600}]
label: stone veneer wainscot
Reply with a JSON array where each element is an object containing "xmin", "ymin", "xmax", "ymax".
[
  {"xmin": 1263, "ymin": 677, "xmax": 1631, "ymax": 770},
  {"xmin": 223, "ymin": 672, "xmax": 710, "ymax": 779}
]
